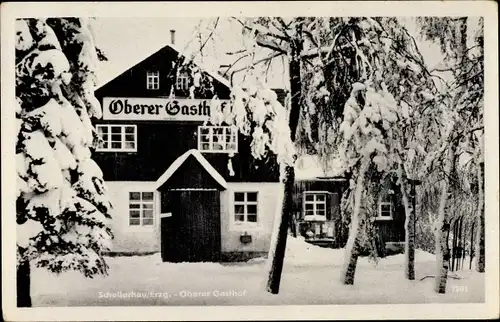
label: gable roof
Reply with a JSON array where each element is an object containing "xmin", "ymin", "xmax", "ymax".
[
  {"xmin": 169, "ymin": 43, "xmax": 232, "ymax": 89},
  {"xmin": 155, "ymin": 149, "xmax": 227, "ymax": 190},
  {"xmin": 96, "ymin": 43, "xmax": 231, "ymax": 91}
]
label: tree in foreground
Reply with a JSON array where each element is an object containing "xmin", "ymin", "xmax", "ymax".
[
  {"xmin": 338, "ymin": 81, "xmax": 401, "ymax": 284},
  {"xmin": 228, "ymin": 17, "xmax": 316, "ymax": 294},
  {"xmin": 15, "ymin": 18, "xmax": 112, "ymax": 307},
  {"xmin": 229, "ymin": 17, "xmax": 441, "ymax": 290},
  {"xmin": 416, "ymin": 17, "xmax": 484, "ymax": 292},
  {"xmin": 329, "ymin": 17, "xmax": 437, "ymax": 284}
]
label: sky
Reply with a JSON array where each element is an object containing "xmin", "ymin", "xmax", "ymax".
[
  {"xmin": 90, "ymin": 17, "xmax": 446, "ymax": 90},
  {"xmin": 90, "ymin": 17, "xmax": 289, "ymax": 88}
]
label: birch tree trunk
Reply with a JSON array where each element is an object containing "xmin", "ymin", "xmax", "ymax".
[
  {"xmin": 434, "ymin": 144, "xmax": 456, "ymax": 293},
  {"xmin": 434, "ymin": 19, "xmax": 464, "ymax": 291},
  {"xmin": 399, "ymin": 163, "xmax": 415, "ymax": 280},
  {"xmin": 17, "ymin": 259, "xmax": 32, "ymax": 307},
  {"xmin": 341, "ymin": 162, "xmax": 367, "ymax": 285},
  {"xmin": 469, "ymin": 221, "xmax": 475, "ymax": 270},
  {"xmin": 475, "ymin": 159, "xmax": 485, "ymax": 272}
]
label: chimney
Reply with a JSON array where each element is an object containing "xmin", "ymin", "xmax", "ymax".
[
  {"xmin": 170, "ymin": 29, "xmax": 176, "ymax": 45},
  {"xmin": 218, "ymin": 64, "xmax": 231, "ymax": 77}
]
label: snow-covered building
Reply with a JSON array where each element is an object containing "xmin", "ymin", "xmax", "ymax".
[
  {"xmin": 92, "ymin": 36, "xmax": 286, "ymax": 262},
  {"xmin": 292, "ymin": 155, "xmax": 419, "ymax": 255},
  {"xmin": 92, "ymin": 34, "xmax": 418, "ymax": 261}
]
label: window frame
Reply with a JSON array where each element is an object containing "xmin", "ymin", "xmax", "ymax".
[
  {"xmin": 231, "ymin": 191, "xmax": 259, "ymax": 228},
  {"xmin": 96, "ymin": 124, "xmax": 137, "ymax": 152},
  {"xmin": 128, "ymin": 191, "xmax": 156, "ymax": 227},
  {"xmin": 146, "ymin": 71, "xmax": 160, "ymax": 90},
  {"xmin": 303, "ymin": 191, "xmax": 328, "ymax": 221},
  {"xmin": 175, "ymin": 72, "xmax": 190, "ymax": 91},
  {"xmin": 377, "ymin": 194, "xmax": 394, "ymax": 220},
  {"xmin": 197, "ymin": 125, "xmax": 238, "ymax": 153}
]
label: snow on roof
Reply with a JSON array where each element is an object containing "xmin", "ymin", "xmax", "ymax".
[
  {"xmin": 167, "ymin": 43, "xmax": 231, "ymax": 89},
  {"xmin": 294, "ymin": 154, "xmax": 345, "ymax": 180},
  {"xmin": 155, "ymin": 149, "xmax": 227, "ymax": 190},
  {"xmin": 97, "ymin": 43, "xmax": 231, "ymax": 90}
]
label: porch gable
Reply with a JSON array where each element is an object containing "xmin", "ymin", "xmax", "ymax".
[{"xmin": 155, "ymin": 149, "xmax": 227, "ymax": 191}]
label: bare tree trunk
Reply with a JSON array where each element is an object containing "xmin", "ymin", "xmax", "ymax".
[
  {"xmin": 450, "ymin": 219, "xmax": 457, "ymax": 272},
  {"xmin": 341, "ymin": 162, "xmax": 367, "ymax": 285},
  {"xmin": 458, "ymin": 216, "xmax": 464, "ymax": 271},
  {"xmin": 295, "ymin": 213, "xmax": 301, "ymax": 238},
  {"xmin": 475, "ymin": 160, "xmax": 485, "ymax": 272},
  {"xmin": 469, "ymin": 221, "xmax": 475, "ymax": 270},
  {"xmin": 461, "ymin": 217, "xmax": 467, "ymax": 270},
  {"xmin": 17, "ymin": 259, "xmax": 32, "ymax": 307},
  {"xmin": 399, "ymin": 163, "xmax": 415, "ymax": 280},
  {"xmin": 434, "ymin": 145, "xmax": 455, "ymax": 293},
  {"xmin": 266, "ymin": 165, "xmax": 295, "ymax": 294},
  {"xmin": 265, "ymin": 51, "xmax": 302, "ymax": 294},
  {"xmin": 289, "ymin": 211, "xmax": 298, "ymax": 238}
]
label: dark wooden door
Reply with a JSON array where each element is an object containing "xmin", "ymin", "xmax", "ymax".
[{"xmin": 161, "ymin": 190, "xmax": 221, "ymax": 262}]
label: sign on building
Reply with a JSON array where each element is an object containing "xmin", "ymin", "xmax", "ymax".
[{"xmin": 102, "ymin": 97, "xmax": 230, "ymax": 121}]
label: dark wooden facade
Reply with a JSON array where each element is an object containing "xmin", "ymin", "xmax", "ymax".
[
  {"xmin": 158, "ymin": 158, "xmax": 224, "ymax": 262},
  {"xmin": 93, "ymin": 44, "xmax": 281, "ymax": 184},
  {"xmin": 91, "ymin": 41, "xmax": 413, "ymax": 260},
  {"xmin": 292, "ymin": 177, "xmax": 417, "ymax": 251},
  {"xmin": 292, "ymin": 178, "xmax": 347, "ymax": 217},
  {"xmin": 292, "ymin": 178, "xmax": 348, "ymax": 248},
  {"xmin": 90, "ymin": 120, "xmax": 280, "ymax": 183},
  {"xmin": 92, "ymin": 44, "xmax": 283, "ymax": 262},
  {"xmin": 96, "ymin": 45, "xmax": 231, "ymax": 100}
]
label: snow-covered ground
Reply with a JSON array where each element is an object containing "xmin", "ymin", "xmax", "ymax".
[{"xmin": 31, "ymin": 237, "xmax": 484, "ymax": 306}]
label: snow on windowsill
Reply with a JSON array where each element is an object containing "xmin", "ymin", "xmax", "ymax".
[
  {"xmin": 199, "ymin": 150, "xmax": 238, "ymax": 154},
  {"xmin": 372, "ymin": 216, "xmax": 394, "ymax": 222},
  {"xmin": 303, "ymin": 215, "xmax": 327, "ymax": 222},
  {"xmin": 96, "ymin": 149, "xmax": 138, "ymax": 153},
  {"xmin": 124, "ymin": 225, "xmax": 156, "ymax": 232},
  {"xmin": 229, "ymin": 223, "xmax": 263, "ymax": 232}
]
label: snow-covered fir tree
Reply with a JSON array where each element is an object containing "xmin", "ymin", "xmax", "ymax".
[{"xmin": 15, "ymin": 18, "xmax": 112, "ymax": 307}]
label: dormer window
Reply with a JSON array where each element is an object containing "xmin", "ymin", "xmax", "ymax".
[
  {"xmin": 146, "ymin": 71, "xmax": 159, "ymax": 90},
  {"xmin": 176, "ymin": 72, "xmax": 190, "ymax": 91}
]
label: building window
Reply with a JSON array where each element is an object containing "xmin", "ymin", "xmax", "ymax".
[
  {"xmin": 303, "ymin": 192, "xmax": 327, "ymax": 221},
  {"xmin": 96, "ymin": 124, "xmax": 137, "ymax": 152},
  {"xmin": 198, "ymin": 126, "xmax": 238, "ymax": 153},
  {"xmin": 233, "ymin": 192, "xmax": 258, "ymax": 225},
  {"xmin": 146, "ymin": 71, "xmax": 159, "ymax": 90},
  {"xmin": 176, "ymin": 72, "xmax": 190, "ymax": 91},
  {"xmin": 129, "ymin": 192, "xmax": 155, "ymax": 226},
  {"xmin": 378, "ymin": 195, "xmax": 394, "ymax": 220}
]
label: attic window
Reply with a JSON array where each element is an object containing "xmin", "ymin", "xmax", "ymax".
[
  {"xmin": 146, "ymin": 71, "xmax": 159, "ymax": 90},
  {"xmin": 176, "ymin": 72, "xmax": 190, "ymax": 91}
]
